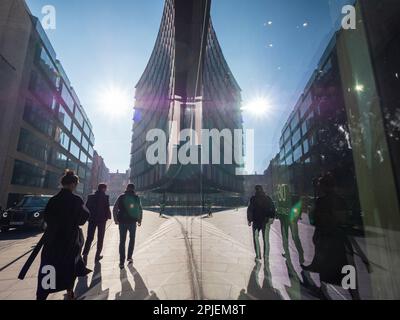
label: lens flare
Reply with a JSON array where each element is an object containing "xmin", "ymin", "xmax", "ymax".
[
  {"xmin": 98, "ymin": 85, "xmax": 132, "ymax": 117},
  {"xmin": 242, "ymin": 96, "xmax": 272, "ymax": 117}
]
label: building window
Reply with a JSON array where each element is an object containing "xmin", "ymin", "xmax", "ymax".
[
  {"xmin": 81, "ymin": 137, "xmax": 89, "ymax": 152},
  {"xmin": 69, "ymin": 141, "xmax": 80, "ymax": 159},
  {"xmin": 88, "ymin": 145, "xmax": 94, "ymax": 158},
  {"xmin": 292, "ymin": 128, "xmax": 302, "ymax": 147},
  {"xmin": 60, "ymin": 82, "xmax": 75, "ymax": 113},
  {"xmin": 58, "ymin": 105, "xmax": 72, "ymax": 131},
  {"xmin": 29, "ymin": 70, "xmax": 55, "ymax": 110},
  {"xmin": 302, "ymin": 121, "xmax": 308, "ymax": 136},
  {"xmin": 11, "ymin": 160, "xmax": 46, "ymax": 188},
  {"xmin": 303, "ymin": 139, "xmax": 310, "ymax": 155},
  {"xmin": 83, "ymin": 122, "xmax": 91, "ymax": 138},
  {"xmin": 67, "ymin": 159, "xmax": 78, "ymax": 172},
  {"xmin": 300, "ymin": 92, "xmax": 312, "ymax": 119},
  {"xmin": 283, "ymin": 127, "xmax": 290, "ymax": 143},
  {"xmin": 293, "ymin": 145, "xmax": 302, "ymax": 162},
  {"xmin": 89, "ymin": 131, "xmax": 95, "ymax": 145},
  {"xmin": 286, "ymin": 154, "xmax": 293, "ymax": 166},
  {"xmin": 55, "ymin": 127, "xmax": 70, "ymax": 151},
  {"xmin": 17, "ymin": 128, "xmax": 49, "ymax": 163},
  {"xmin": 23, "ymin": 100, "xmax": 54, "ymax": 137},
  {"xmin": 75, "ymin": 108, "xmax": 84, "ymax": 128},
  {"xmin": 80, "ymin": 151, "xmax": 88, "ymax": 165},
  {"xmin": 72, "ymin": 123, "xmax": 82, "ymax": 143},
  {"xmin": 290, "ymin": 112, "xmax": 300, "ymax": 131},
  {"xmin": 37, "ymin": 46, "xmax": 59, "ymax": 87},
  {"xmin": 45, "ymin": 171, "xmax": 60, "ymax": 189},
  {"xmin": 78, "ymin": 166, "xmax": 86, "ymax": 180},
  {"xmin": 50, "ymin": 151, "xmax": 68, "ymax": 169}
]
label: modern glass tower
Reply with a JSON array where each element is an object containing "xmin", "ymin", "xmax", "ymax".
[{"xmin": 130, "ymin": 0, "xmax": 244, "ymax": 206}]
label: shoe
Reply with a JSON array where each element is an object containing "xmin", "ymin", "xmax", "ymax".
[
  {"xmin": 65, "ymin": 290, "xmax": 76, "ymax": 301},
  {"xmin": 95, "ymin": 255, "xmax": 103, "ymax": 262},
  {"xmin": 119, "ymin": 263, "xmax": 125, "ymax": 270},
  {"xmin": 301, "ymin": 264, "xmax": 317, "ymax": 272},
  {"xmin": 127, "ymin": 258, "xmax": 133, "ymax": 265}
]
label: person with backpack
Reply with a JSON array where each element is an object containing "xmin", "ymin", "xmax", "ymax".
[
  {"xmin": 247, "ymin": 185, "xmax": 276, "ymax": 263},
  {"xmin": 113, "ymin": 184, "xmax": 143, "ymax": 269}
]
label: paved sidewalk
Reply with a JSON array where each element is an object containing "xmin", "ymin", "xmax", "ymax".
[{"xmin": 0, "ymin": 209, "xmax": 373, "ymax": 300}]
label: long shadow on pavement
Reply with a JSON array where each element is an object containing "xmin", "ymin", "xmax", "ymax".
[
  {"xmin": 238, "ymin": 262, "xmax": 284, "ymax": 300},
  {"xmin": 75, "ymin": 262, "xmax": 109, "ymax": 300},
  {"xmin": 115, "ymin": 265, "xmax": 159, "ymax": 300}
]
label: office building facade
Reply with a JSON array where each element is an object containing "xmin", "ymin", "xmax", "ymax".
[
  {"xmin": 130, "ymin": 0, "xmax": 243, "ymax": 206},
  {"xmin": 0, "ymin": 0, "xmax": 95, "ymax": 208}
]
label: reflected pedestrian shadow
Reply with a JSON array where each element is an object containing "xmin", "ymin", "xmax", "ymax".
[
  {"xmin": 115, "ymin": 265, "xmax": 159, "ymax": 300},
  {"xmin": 283, "ymin": 256, "xmax": 324, "ymax": 300},
  {"xmin": 238, "ymin": 262, "xmax": 283, "ymax": 300},
  {"xmin": 75, "ymin": 262, "xmax": 109, "ymax": 300}
]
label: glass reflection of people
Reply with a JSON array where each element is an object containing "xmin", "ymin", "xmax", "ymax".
[
  {"xmin": 239, "ymin": 261, "xmax": 283, "ymax": 300},
  {"xmin": 247, "ymin": 186, "xmax": 276, "ymax": 262},
  {"xmin": 277, "ymin": 185, "xmax": 305, "ymax": 267},
  {"xmin": 20, "ymin": 171, "xmax": 92, "ymax": 300},
  {"xmin": 303, "ymin": 172, "xmax": 359, "ymax": 299}
]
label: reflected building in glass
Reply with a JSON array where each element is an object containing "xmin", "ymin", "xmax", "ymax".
[
  {"xmin": 0, "ymin": 0, "xmax": 95, "ymax": 208},
  {"xmin": 265, "ymin": 0, "xmax": 400, "ymax": 299},
  {"xmin": 130, "ymin": 0, "xmax": 244, "ymax": 208}
]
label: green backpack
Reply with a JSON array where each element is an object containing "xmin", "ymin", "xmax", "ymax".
[{"xmin": 121, "ymin": 194, "xmax": 142, "ymax": 220}]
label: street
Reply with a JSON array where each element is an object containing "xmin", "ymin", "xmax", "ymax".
[{"xmin": 0, "ymin": 208, "xmax": 373, "ymax": 300}]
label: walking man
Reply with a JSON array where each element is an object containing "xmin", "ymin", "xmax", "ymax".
[
  {"xmin": 83, "ymin": 183, "xmax": 112, "ymax": 265},
  {"xmin": 113, "ymin": 184, "xmax": 143, "ymax": 269},
  {"xmin": 247, "ymin": 185, "xmax": 276, "ymax": 263}
]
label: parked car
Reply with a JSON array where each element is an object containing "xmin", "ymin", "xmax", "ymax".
[{"xmin": 0, "ymin": 195, "xmax": 52, "ymax": 233}]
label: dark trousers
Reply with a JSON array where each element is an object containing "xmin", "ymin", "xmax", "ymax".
[
  {"xmin": 252, "ymin": 220, "xmax": 273, "ymax": 260},
  {"xmin": 83, "ymin": 221, "xmax": 107, "ymax": 258},
  {"xmin": 119, "ymin": 223, "xmax": 137, "ymax": 264}
]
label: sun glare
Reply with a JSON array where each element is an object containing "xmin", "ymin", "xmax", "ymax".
[
  {"xmin": 242, "ymin": 96, "xmax": 272, "ymax": 117},
  {"xmin": 98, "ymin": 85, "xmax": 132, "ymax": 117}
]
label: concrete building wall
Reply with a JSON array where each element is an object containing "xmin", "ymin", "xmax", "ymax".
[{"xmin": 0, "ymin": 0, "xmax": 34, "ymax": 208}]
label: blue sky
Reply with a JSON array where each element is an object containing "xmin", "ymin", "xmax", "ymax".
[{"xmin": 26, "ymin": 0, "xmax": 350, "ymax": 173}]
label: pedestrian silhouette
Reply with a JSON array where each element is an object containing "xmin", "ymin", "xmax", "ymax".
[
  {"xmin": 83, "ymin": 183, "xmax": 112, "ymax": 265},
  {"xmin": 303, "ymin": 172, "xmax": 362, "ymax": 300},
  {"xmin": 275, "ymin": 184, "xmax": 305, "ymax": 266},
  {"xmin": 113, "ymin": 184, "xmax": 143, "ymax": 269},
  {"xmin": 247, "ymin": 185, "xmax": 276, "ymax": 263},
  {"xmin": 18, "ymin": 170, "xmax": 91, "ymax": 300},
  {"xmin": 207, "ymin": 201, "xmax": 213, "ymax": 218},
  {"xmin": 159, "ymin": 202, "xmax": 165, "ymax": 217}
]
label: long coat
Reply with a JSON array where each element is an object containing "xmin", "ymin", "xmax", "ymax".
[
  {"xmin": 310, "ymin": 192, "xmax": 349, "ymax": 285},
  {"xmin": 19, "ymin": 189, "xmax": 92, "ymax": 296}
]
